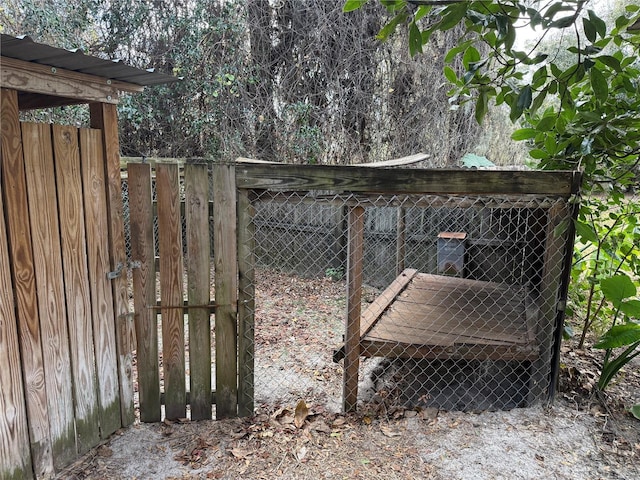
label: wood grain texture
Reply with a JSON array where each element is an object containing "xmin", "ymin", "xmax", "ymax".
[
  {"xmin": 79, "ymin": 128, "xmax": 122, "ymax": 435},
  {"xmin": 52, "ymin": 124, "xmax": 101, "ymax": 454},
  {"xmin": 0, "ymin": 163, "xmax": 33, "ymax": 479},
  {"xmin": 343, "ymin": 206, "xmax": 364, "ymax": 413},
  {"xmin": 185, "ymin": 164, "xmax": 212, "ymax": 420},
  {"xmin": 156, "ymin": 163, "xmax": 186, "ymax": 420},
  {"xmin": 127, "ymin": 163, "xmax": 161, "ymax": 422},
  {"xmin": 213, "ymin": 164, "xmax": 238, "ymax": 418},
  {"xmin": 22, "ymin": 122, "xmax": 76, "ymax": 468},
  {"xmin": 1, "ymin": 89, "xmax": 54, "ymax": 478},
  {"xmin": 237, "ymin": 189, "xmax": 256, "ymax": 417},
  {"xmin": 236, "ymin": 164, "xmax": 579, "ymax": 195},
  {"xmin": 90, "ymin": 103, "xmax": 134, "ymax": 426}
]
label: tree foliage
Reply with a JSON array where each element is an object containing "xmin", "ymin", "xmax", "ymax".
[{"xmin": 347, "ymin": 0, "xmax": 640, "ymax": 395}]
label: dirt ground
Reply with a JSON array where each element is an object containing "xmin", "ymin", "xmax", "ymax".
[{"xmin": 59, "ymin": 271, "xmax": 640, "ymax": 480}]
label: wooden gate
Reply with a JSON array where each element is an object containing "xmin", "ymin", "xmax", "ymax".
[
  {"xmin": 127, "ymin": 161, "xmax": 253, "ymax": 422},
  {"xmin": 1, "ymin": 114, "xmax": 127, "ymax": 477}
]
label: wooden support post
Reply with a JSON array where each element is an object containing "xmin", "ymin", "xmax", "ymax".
[
  {"xmin": 343, "ymin": 206, "xmax": 365, "ymax": 413},
  {"xmin": 396, "ymin": 207, "xmax": 406, "ymax": 276},
  {"xmin": 185, "ymin": 164, "xmax": 212, "ymax": 420},
  {"xmin": 214, "ymin": 163, "xmax": 239, "ymax": 418},
  {"xmin": 90, "ymin": 102, "xmax": 135, "ymax": 427},
  {"xmin": 128, "ymin": 163, "xmax": 161, "ymax": 422},
  {"xmin": 237, "ymin": 188, "xmax": 256, "ymax": 417},
  {"xmin": 1, "ymin": 88, "xmax": 54, "ymax": 478}
]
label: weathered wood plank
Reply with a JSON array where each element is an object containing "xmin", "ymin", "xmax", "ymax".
[
  {"xmin": 213, "ymin": 164, "xmax": 238, "ymax": 418},
  {"xmin": 236, "ymin": 164, "xmax": 579, "ymax": 196},
  {"xmin": 90, "ymin": 103, "xmax": 134, "ymax": 426},
  {"xmin": 1, "ymin": 89, "xmax": 54, "ymax": 478},
  {"xmin": 0, "ymin": 167, "xmax": 33, "ymax": 479},
  {"xmin": 343, "ymin": 206, "xmax": 365, "ymax": 413},
  {"xmin": 127, "ymin": 163, "xmax": 161, "ymax": 422},
  {"xmin": 237, "ymin": 189, "xmax": 256, "ymax": 417},
  {"xmin": 156, "ymin": 163, "xmax": 187, "ymax": 420},
  {"xmin": 22, "ymin": 122, "xmax": 76, "ymax": 468},
  {"xmin": 52, "ymin": 124, "xmax": 100, "ymax": 454},
  {"xmin": 184, "ymin": 164, "xmax": 212, "ymax": 420},
  {"xmin": 79, "ymin": 128, "xmax": 122, "ymax": 435}
]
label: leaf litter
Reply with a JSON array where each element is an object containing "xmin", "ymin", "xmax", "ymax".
[{"xmin": 59, "ymin": 271, "xmax": 639, "ymax": 479}]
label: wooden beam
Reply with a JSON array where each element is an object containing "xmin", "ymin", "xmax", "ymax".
[
  {"xmin": 343, "ymin": 206, "xmax": 365, "ymax": 413},
  {"xmin": 2, "ymin": 57, "xmax": 142, "ymax": 106},
  {"xmin": 236, "ymin": 164, "xmax": 579, "ymax": 196},
  {"xmin": 90, "ymin": 102, "xmax": 135, "ymax": 427}
]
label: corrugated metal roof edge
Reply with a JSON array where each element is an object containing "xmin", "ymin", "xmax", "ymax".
[{"xmin": 1, "ymin": 34, "xmax": 181, "ymax": 86}]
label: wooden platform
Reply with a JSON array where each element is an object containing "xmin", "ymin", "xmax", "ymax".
[{"xmin": 335, "ymin": 269, "xmax": 539, "ymax": 362}]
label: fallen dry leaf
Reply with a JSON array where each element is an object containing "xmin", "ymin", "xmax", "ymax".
[
  {"xmin": 380, "ymin": 425, "xmax": 402, "ymax": 438},
  {"xmin": 295, "ymin": 400, "xmax": 310, "ymax": 428}
]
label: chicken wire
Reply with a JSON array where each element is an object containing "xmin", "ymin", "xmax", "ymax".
[{"xmin": 241, "ymin": 190, "xmax": 573, "ymax": 413}]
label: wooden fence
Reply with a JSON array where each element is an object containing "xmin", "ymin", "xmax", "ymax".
[{"xmin": 1, "ymin": 116, "xmax": 127, "ymax": 477}]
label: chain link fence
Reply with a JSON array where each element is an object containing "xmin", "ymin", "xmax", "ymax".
[{"xmin": 243, "ymin": 188, "xmax": 573, "ymax": 413}]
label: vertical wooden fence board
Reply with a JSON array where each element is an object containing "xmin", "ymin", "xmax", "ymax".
[
  {"xmin": 79, "ymin": 128, "xmax": 122, "ymax": 435},
  {"xmin": 213, "ymin": 164, "xmax": 238, "ymax": 418},
  {"xmin": 237, "ymin": 188, "xmax": 256, "ymax": 417},
  {"xmin": 343, "ymin": 206, "xmax": 365, "ymax": 413},
  {"xmin": 185, "ymin": 164, "xmax": 212, "ymax": 420},
  {"xmin": 90, "ymin": 103, "xmax": 135, "ymax": 426},
  {"xmin": 156, "ymin": 163, "xmax": 186, "ymax": 420},
  {"xmin": 1, "ymin": 89, "xmax": 54, "ymax": 478},
  {"xmin": 0, "ymin": 169, "xmax": 33, "ymax": 479},
  {"xmin": 52, "ymin": 124, "xmax": 101, "ymax": 454},
  {"xmin": 127, "ymin": 163, "xmax": 161, "ymax": 422},
  {"xmin": 22, "ymin": 122, "xmax": 76, "ymax": 468}
]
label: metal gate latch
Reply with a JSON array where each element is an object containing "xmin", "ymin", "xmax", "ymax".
[{"xmin": 107, "ymin": 260, "xmax": 142, "ymax": 280}]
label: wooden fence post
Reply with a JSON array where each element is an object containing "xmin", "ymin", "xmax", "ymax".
[
  {"xmin": 343, "ymin": 206, "xmax": 365, "ymax": 412},
  {"xmin": 237, "ymin": 188, "xmax": 256, "ymax": 417},
  {"xmin": 214, "ymin": 163, "xmax": 238, "ymax": 418},
  {"xmin": 90, "ymin": 103, "xmax": 135, "ymax": 427}
]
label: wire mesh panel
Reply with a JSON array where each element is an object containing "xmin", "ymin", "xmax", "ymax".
[{"xmin": 241, "ymin": 187, "xmax": 575, "ymax": 414}]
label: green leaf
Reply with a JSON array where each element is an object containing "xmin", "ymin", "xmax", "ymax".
[
  {"xmin": 601, "ymin": 274, "xmax": 637, "ymax": 307},
  {"xmin": 511, "ymin": 128, "xmax": 537, "ymax": 140},
  {"xmin": 596, "ymin": 55, "xmax": 622, "ymax": 73},
  {"xmin": 408, "ymin": 21, "xmax": 423, "ymax": 57},
  {"xmin": 590, "ymin": 67, "xmax": 609, "ymax": 102},
  {"xmin": 550, "ymin": 15, "xmax": 577, "ymax": 29},
  {"xmin": 588, "ymin": 10, "xmax": 607, "ymax": 38},
  {"xmin": 594, "ymin": 323, "xmax": 640, "ymax": 349},
  {"xmin": 475, "ymin": 88, "xmax": 488, "ymax": 124},
  {"xmin": 462, "ymin": 46, "xmax": 481, "ymax": 69},
  {"xmin": 439, "ymin": 1, "xmax": 468, "ymax": 31},
  {"xmin": 621, "ymin": 300, "xmax": 640, "ymax": 319},
  {"xmin": 536, "ymin": 115, "xmax": 556, "ymax": 132},
  {"xmin": 376, "ymin": 11, "xmax": 408, "ymax": 41},
  {"xmin": 574, "ymin": 219, "xmax": 598, "ymax": 243},
  {"xmin": 343, "ymin": 0, "xmax": 369, "ymax": 13},
  {"xmin": 631, "ymin": 404, "xmax": 640, "ymax": 421},
  {"xmin": 443, "ymin": 66, "xmax": 458, "ymax": 84},
  {"xmin": 582, "ymin": 18, "xmax": 596, "ymax": 42}
]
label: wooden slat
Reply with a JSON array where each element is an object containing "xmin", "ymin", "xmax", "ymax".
[
  {"xmin": 236, "ymin": 164, "xmax": 579, "ymax": 196},
  {"xmin": 0, "ymin": 164, "xmax": 33, "ymax": 479},
  {"xmin": 22, "ymin": 122, "xmax": 75, "ymax": 468},
  {"xmin": 80, "ymin": 128, "xmax": 122, "ymax": 435},
  {"xmin": 127, "ymin": 163, "xmax": 161, "ymax": 422},
  {"xmin": 184, "ymin": 164, "xmax": 212, "ymax": 420},
  {"xmin": 1, "ymin": 89, "xmax": 54, "ymax": 478},
  {"xmin": 52, "ymin": 124, "xmax": 100, "ymax": 454},
  {"xmin": 360, "ymin": 269, "xmax": 417, "ymax": 339},
  {"xmin": 156, "ymin": 163, "xmax": 186, "ymax": 420},
  {"xmin": 343, "ymin": 206, "xmax": 365, "ymax": 413},
  {"xmin": 237, "ymin": 188, "xmax": 256, "ymax": 417},
  {"xmin": 90, "ymin": 103, "xmax": 134, "ymax": 426},
  {"xmin": 214, "ymin": 163, "xmax": 238, "ymax": 418}
]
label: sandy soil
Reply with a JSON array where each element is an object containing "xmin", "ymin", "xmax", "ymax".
[{"xmin": 58, "ymin": 271, "xmax": 640, "ymax": 480}]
